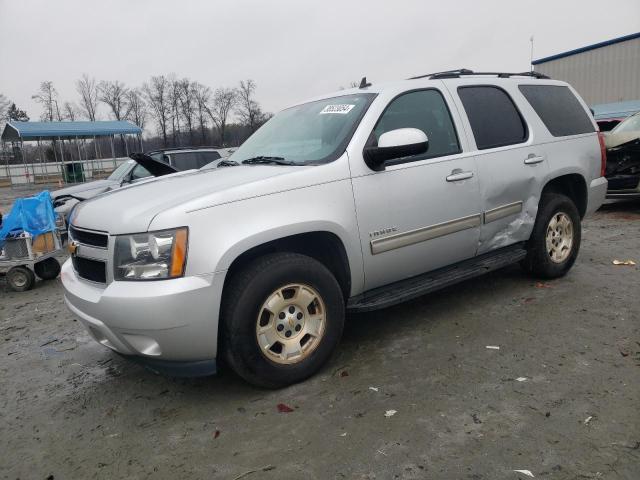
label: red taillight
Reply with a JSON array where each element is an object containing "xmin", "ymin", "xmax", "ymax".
[{"xmin": 597, "ymin": 132, "xmax": 607, "ymax": 177}]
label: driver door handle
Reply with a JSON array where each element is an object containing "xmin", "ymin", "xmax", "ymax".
[{"xmin": 446, "ymin": 169, "xmax": 474, "ymax": 182}]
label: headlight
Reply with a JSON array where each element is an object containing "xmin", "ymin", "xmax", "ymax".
[{"xmin": 114, "ymin": 227, "xmax": 188, "ymax": 280}]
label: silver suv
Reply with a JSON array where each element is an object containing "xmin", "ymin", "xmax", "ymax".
[{"xmin": 62, "ymin": 70, "xmax": 607, "ymax": 387}]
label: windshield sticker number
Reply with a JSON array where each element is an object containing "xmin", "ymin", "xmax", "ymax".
[{"xmin": 319, "ymin": 104, "xmax": 355, "ymax": 115}]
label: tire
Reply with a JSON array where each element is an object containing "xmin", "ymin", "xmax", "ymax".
[
  {"xmin": 34, "ymin": 257, "xmax": 61, "ymax": 280},
  {"xmin": 6, "ymin": 266, "xmax": 36, "ymax": 292},
  {"xmin": 221, "ymin": 252, "xmax": 345, "ymax": 388},
  {"xmin": 521, "ymin": 193, "xmax": 581, "ymax": 278}
]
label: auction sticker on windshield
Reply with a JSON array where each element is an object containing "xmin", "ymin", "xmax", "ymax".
[{"xmin": 319, "ymin": 104, "xmax": 355, "ymax": 115}]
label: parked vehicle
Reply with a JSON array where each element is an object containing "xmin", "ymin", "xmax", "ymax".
[
  {"xmin": 52, "ymin": 147, "xmax": 231, "ymax": 227},
  {"xmin": 604, "ymin": 112, "xmax": 640, "ymax": 199},
  {"xmin": 61, "ymin": 70, "xmax": 607, "ymax": 387}
]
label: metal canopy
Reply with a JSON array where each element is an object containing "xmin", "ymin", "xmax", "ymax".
[{"xmin": 1, "ymin": 120, "xmax": 142, "ymax": 141}]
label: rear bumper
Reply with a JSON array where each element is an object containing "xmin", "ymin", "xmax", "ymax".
[
  {"xmin": 61, "ymin": 258, "xmax": 225, "ymax": 369},
  {"xmin": 586, "ymin": 176, "xmax": 608, "ymax": 215}
]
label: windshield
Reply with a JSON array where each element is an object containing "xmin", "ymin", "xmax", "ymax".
[
  {"xmin": 107, "ymin": 160, "xmax": 134, "ymax": 181},
  {"xmin": 612, "ymin": 113, "xmax": 640, "ymax": 134},
  {"xmin": 208, "ymin": 93, "xmax": 375, "ymax": 167}
]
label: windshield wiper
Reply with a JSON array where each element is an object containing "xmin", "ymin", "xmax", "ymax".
[{"xmin": 241, "ymin": 156, "xmax": 297, "ymax": 166}]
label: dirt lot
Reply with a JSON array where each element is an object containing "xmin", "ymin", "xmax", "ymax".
[{"xmin": 1, "ymin": 187, "xmax": 639, "ymax": 480}]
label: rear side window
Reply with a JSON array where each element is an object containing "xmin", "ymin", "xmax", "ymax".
[
  {"xmin": 519, "ymin": 85, "xmax": 595, "ymax": 137},
  {"xmin": 458, "ymin": 86, "xmax": 527, "ymax": 150}
]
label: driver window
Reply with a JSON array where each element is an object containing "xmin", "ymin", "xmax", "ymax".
[
  {"xmin": 372, "ymin": 90, "xmax": 460, "ymax": 159},
  {"xmin": 130, "ymin": 164, "xmax": 151, "ymax": 181}
]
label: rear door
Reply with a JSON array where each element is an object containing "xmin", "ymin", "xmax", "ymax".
[{"xmin": 447, "ymin": 81, "xmax": 550, "ymax": 254}]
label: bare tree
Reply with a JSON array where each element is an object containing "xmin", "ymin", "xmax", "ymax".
[
  {"xmin": 98, "ymin": 80, "xmax": 128, "ymax": 120},
  {"xmin": 125, "ymin": 88, "xmax": 147, "ymax": 130},
  {"xmin": 235, "ymin": 79, "xmax": 264, "ymax": 133},
  {"xmin": 177, "ymin": 78, "xmax": 196, "ymax": 144},
  {"xmin": 76, "ymin": 73, "xmax": 99, "ymax": 121},
  {"xmin": 0, "ymin": 93, "xmax": 10, "ymax": 121},
  {"xmin": 192, "ymin": 83, "xmax": 211, "ymax": 144},
  {"xmin": 207, "ymin": 87, "xmax": 237, "ymax": 146},
  {"xmin": 32, "ymin": 81, "xmax": 61, "ymax": 121},
  {"xmin": 63, "ymin": 102, "xmax": 78, "ymax": 121},
  {"xmin": 168, "ymin": 76, "xmax": 182, "ymax": 146},
  {"xmin": 143, "ymin": 75, "xmax": 171, "ymax": 147}
]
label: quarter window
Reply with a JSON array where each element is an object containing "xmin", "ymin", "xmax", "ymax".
[
  {"xmin": 519, "ymin": 85, "xmax": 595, "ymax": 137},
  {"xmin": 372, "ymin": 89, "xmax": 460, "ymax": 160},
  {"xmin": 458, "ymin": 86, "xmax": 527, "ymax": 149}
]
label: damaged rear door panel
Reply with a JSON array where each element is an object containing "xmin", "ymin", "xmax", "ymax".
[{"xmin": 447, "ymin": 81, "xmax": 550, "ymax": 254}]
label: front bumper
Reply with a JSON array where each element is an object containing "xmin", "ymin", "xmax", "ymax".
[
  {"xmin": 586, "ymin": 176, "xmax": 608, "ymax": 215},
  {"xmin": 605, "ymin": 174, "xmax": 640, "ymax": 199},
  {"xmin": 61, "ymin": 258, "xmax": 225, "ymax": 373}
]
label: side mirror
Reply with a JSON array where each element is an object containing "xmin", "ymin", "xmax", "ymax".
[{"xmin": 363, "ymin": 128, "xmax": 428, "ymax": 171}]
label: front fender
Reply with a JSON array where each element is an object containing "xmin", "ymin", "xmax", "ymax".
[{"xmin": 176, "ymin": 179, "xmax": 365, "ymax": 296}]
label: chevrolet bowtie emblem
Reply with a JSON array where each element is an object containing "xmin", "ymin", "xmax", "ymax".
[{"xmin": 68, "ymin": 241, "xmax": 78, "ymax": 255}]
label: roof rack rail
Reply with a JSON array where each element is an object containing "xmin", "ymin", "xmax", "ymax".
[{"xmin": 410, "ymin": 69, "xmax": 550, "ymax": 80}]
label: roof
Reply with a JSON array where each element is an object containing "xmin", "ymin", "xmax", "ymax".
[
  {"xmin": 532, "ymin": 32, "xmax": 640, "ymax": 65},
  {"xmin": 591, "ymin": 100, "xmax": 640, "ymax": 121},
  {"xmin": 1, "ymin": 120, "xmax": 142, "ymax": 141}
]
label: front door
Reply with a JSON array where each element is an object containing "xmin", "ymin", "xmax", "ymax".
[{"xmin": 350, "ymin": 87, "xmax": 482, "ymax": 290}]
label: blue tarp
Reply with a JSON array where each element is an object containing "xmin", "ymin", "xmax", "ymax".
[{"xmin": 0, "ymin": 191, "xmax": 57, "ymax": 248}]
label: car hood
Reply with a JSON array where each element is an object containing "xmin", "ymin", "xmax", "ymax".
[
  {"xmin": 605, "ymin": 130, "xmax": 640, "ymax": 149},
  {"xmin": 71, "ymin": 165, "xmax": 319, "ymax": 234},
  {"xmin": 52, "ymin": 179, "xmax": 119, "ymax": 200}
]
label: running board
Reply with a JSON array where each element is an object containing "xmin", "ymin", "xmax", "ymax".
[{"xmin": 347, "ymin": 243, "xmax": 527, "ymax": 313}]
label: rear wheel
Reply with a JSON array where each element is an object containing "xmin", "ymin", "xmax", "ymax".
[
  {"xmin": 221, "ymin": 253, "xmax": 345, "ymax": 388},
  {"xmin": 6, "ymin": 266, "xmax": 36, "ymax": 292},
  {"xmin": 34, "ymin": 257, "xmax": 61, "ymax": 280},
  {"xmin": 521, "ymin": 193, "xmax": 581, "ymax": 278}
]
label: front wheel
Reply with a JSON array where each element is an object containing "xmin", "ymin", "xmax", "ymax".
[
  {"xmin": 6, "ymin": 266, "xmax": 36, "ymax": 292},
  {"xmin": 521, "ymin": 193, "xmax": 581, "ymax": 278},
  {"xmin": 34, "ymin": 257, "xmax": 61, "ymax": 280},
  {"xmin": 221, "ymin": 253, "xmax": 345, "ymax": 388}
]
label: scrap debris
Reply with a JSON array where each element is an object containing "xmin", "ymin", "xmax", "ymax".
[
  {"xmin": 612, "ymin": 259, "xmax": 636, "ymax": 266},
  {"xmin": 384, "ymin": 409, "xmax": 397, "ymax": 418},
  {"xmin": 516, "ymin": 377, "xmax": 527, "ymax": 382},
  {"xmin": 513, "ymin": 469, "xmax": 534, "ymax": 478},
  {"xmin": 276, "ymin": 403, "xmax": 294, "ymax": 413},
  {"xmin": 369, "ymin": 387, "xmax": 379, "ymax": 392},
  {"xmin": 584, "ymin": 416, "xmax": 594, "ymax": 425}
]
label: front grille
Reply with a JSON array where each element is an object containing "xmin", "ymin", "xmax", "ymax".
[
  {"xmin": 69, "ymin": 226, "xmax": 108, "ymax": 248},
  {"xmin": 72, "ymin": 256, "xmax": 107, "ymax": 283}
]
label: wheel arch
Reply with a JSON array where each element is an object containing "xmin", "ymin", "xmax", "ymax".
[
  {"xmin": 220, "ymin": 229, "xmax": 355, "ymax": 302},
  {"xmin": 541, "ymin": 173, "xmax": 588, "ymax": 218}
]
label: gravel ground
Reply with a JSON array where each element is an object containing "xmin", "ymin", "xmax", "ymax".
[{"xmin": 0, "ymin": 187, "xmax": 638, "ymax": 480}]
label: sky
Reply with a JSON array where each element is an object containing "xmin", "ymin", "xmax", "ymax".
[{"xmin": 1, "ymin": 0, "xmax": 639, "ymax": 128}]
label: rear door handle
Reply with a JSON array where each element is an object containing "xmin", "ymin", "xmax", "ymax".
[
  {"xmin": 524, "ymin": 154, "xmax": 545, "ymax": 165},
  {"xmin": 446, "ymin": 169, "xmax": 474, "ymax": 182}
]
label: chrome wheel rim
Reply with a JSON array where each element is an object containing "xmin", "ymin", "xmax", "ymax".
[
  {"xmin": 546, "ymin": 212, "xmax": 574, "ymax": 263},
  {"xmin": 255, "ymin": 283, "xmax": 326, "ymax": 365}
]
